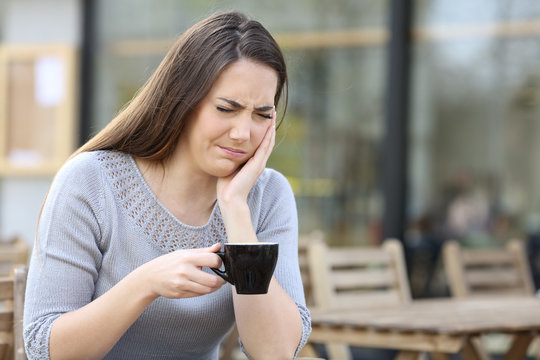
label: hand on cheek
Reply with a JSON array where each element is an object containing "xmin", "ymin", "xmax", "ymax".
[
  {"xmin": 216, "ymin": 108, "xmax": 276, "ymax": 206},
  {"xmin": 256, "ymin": 108, "xmax": 276, "ymax": 162}
]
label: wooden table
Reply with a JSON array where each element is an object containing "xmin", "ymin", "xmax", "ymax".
[{"xmin": 308, "ymin": 297, "xmax": 540, "ymax": 360}]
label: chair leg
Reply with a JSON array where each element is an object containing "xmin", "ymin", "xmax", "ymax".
[
  {"xmin": 0, "ymin": 333, "xmax": 13, "ymax": 360},
  {"xmin": 326, "ymin": 343, "xmax": 352, "ymax": 360},
  {"xmin": 220, "ymin": 325, "xmax": 239, "ymax": 360},
  {"xmin": 395, "ymin": 350, "xmax": 425, "ymax": 360},
  {"xmin": 461, "ymin": 336, "xmax": 490, "ymax": 360},
  {"xmin": 503, "ymin": 332, "xmax": 535, "ymax": 360},
  {"xmin": 526, "ymin": 336, "xmax": 540, "ymax": 360},
  {"xmin": 428, "ymin": 353, "xmax": 451, "ymax": 360},
  {"xmin": 298, "ymin": 343, "xmax": 318, "ymax": 358},
  {"xmin": 13, "ymin": 265, "xmax": 27, "ymax": 360}
]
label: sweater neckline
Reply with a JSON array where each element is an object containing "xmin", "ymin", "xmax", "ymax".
[
  {"xmin": 96, "ymin": 150, "xmax": 227, "ymax": 253},
  {"xmin": 125, "ymin": 153, "xmax": 220, "ymax": 230}
]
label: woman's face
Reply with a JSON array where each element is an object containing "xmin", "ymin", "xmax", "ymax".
[{"xmin": 179, "ymin": 59, "xmax": 278, "ymax": 178}]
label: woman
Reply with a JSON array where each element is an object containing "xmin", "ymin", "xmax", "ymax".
[{"xmin": 23, "ymin": 11, "xmax": 310, "ymax": 360}]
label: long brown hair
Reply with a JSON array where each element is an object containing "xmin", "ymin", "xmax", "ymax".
[
  {"xmin": 35, "ymin": 12, "xmax": 287, "ymax": 266},
  {"xmin": 76, "ymin": 11, "xmax": 287, "ymax": 161}
]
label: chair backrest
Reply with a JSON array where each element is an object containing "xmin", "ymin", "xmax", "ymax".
[
  {"xmin": 307, "ymin": 239, "xmax": 411, "ymax": 310},
  {"xmin": 443, "ymin": 239, "xmax": 534, "ymax": 298},
  {"xmin": 298, "ymin": 230, "xmax": 325, "ymax": 307},
  {"xmin": 0, "ymin": 238, "xmax": 29, "ymax": 277},
  {"xmin": 0, "ymin": 265, "xmax": 28, "ymax": 360}
]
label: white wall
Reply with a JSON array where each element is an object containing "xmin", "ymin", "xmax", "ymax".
[{"xmin": 0, "ymin": 0, "xmax": 81, "ymax": 246}]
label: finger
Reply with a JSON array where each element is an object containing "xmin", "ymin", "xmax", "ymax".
[
  {"xmin": 269, "ymin": 114, "xmax": 276, "ymax": 149},
  {"xmin": 258, "ymin": 115, "xmax": 276, "ymax": 163},
  {"xmin": 229, "ymin": 111, "xmax": 275, "ymax": 183},
  {"xmin": 187, "ymin": 252, "xmax": 223, "ymax": 268},
  {"xmin": 259, "ymin": 108, "xmax": 275, "ymax": 147},
  {"xmin": 251, "ymin": 116, "xmax": 275, "ymax": 161},
  {"xmin": 190, "ymin": 243, "xmax": 222, "ymax": 253},
  {"xmin": 169, "ymin": 263, "xmax": 226, "ymax": 295},
  {"xmin": 185, "ymin": 267, "xmax": 226, "ymax": 288},
  {"xmin": 209, "ymin": 243, "xmax": 223, "ymax": 252},
  {"xmin": 176, "ymin": 281, "xmax": 223, "ymax": 298}
]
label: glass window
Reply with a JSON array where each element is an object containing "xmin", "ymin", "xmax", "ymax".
[
  {"xmin": 409, "ymin": 0, "xmax": 540, "ymax": 296},
  {"xmin": 92, "ymin": 0, "xmax": 389, "ymax": 246}
]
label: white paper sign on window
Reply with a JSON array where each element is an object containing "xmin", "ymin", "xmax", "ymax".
[{"xmin": 35, "ymin": 56, "xmax": 65, "ymax": 107}]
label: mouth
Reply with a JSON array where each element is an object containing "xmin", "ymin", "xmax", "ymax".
[{"xmin": 218, "ymin": 145, "xmax": 247, "ymax": 159}]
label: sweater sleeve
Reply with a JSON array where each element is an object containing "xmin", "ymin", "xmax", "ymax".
[
  {"xmin": 241, "ymin": 169, "xmax": 312, "ymax": 358},
  {"xmin": 23, "ymin": 152, "xmax": 107, "ymax": 360}
]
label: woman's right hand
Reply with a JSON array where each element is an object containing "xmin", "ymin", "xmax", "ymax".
[
  {"xmin": 136, "ymin": 243, "xmax": 226, "ymax": 299},
  {"xmin": 48, "ymin": 243, "xmax": 225, "ymax": 360}
]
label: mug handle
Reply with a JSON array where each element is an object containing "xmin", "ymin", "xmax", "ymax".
[{"xmin": 210, "ymin": 251, "xmax": 233, "ymax": 284}]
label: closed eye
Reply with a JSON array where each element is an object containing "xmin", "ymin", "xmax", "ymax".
[
  {"xmin": 217, "ymin": 106, "xmax": 234, "ymax": 113},
  {"xmin": 258, "ymin": 113, "xmax": 272, "ymax": 119}
]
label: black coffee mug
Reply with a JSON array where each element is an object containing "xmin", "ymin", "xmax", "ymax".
[{"xmin": 211, "ymin": 243, "xmax": 278, "ymax": 294}]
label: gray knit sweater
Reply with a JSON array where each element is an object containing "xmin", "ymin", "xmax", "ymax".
[{"xmin": 23, "ymin": 150, "xmax": 311, "ymax": 360}]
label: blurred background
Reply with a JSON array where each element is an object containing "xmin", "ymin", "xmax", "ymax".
[{"xmin": 1, "ymin": 0, "xmax": 540, "ymax": 300}]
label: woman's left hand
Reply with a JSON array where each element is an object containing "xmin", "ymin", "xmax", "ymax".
[{"xmin": 217, "ymin": 110, "xmax": 276, "ymax": 206}]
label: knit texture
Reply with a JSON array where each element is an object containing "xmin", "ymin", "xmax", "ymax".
[{"xmin": 23, "ymin": 150, "xmax": 311, "ymax": 360}]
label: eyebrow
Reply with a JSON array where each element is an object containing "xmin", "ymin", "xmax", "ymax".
[{"xmin": 218, "ymin": 97, "xmax": 274, "ymax": 112}]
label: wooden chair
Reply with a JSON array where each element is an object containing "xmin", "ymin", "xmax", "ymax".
[
  {"xmin": 443, "ymin": 239, "xmax": 538, "ymax": 358},
  {"xmin": 0, "ymin": 238, "xmax": 29, "ymax": 277},
  {"xmin": 0, "ymin": 265, "xmax": 28, "ymax": 360},
  {"xmin": 443, "ymin": 239, "xmax": 534, "ymax": 298},
  {"xmin": 307, "ymin": 239, "xmax": 412, "ymax": 360},
  {"xmin": 298, "ymin": 230, "xmax": 325, "ymax": 307},
  {"xmin": 296, "ymin": 231, "xmax": 325, "ymax": 358}
]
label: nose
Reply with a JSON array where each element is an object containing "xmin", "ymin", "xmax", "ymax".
[{"xmin": 229, "ymin": 115, "xmax": 251, "ymax": 142}]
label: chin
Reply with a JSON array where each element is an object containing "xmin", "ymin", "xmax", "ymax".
[{"xmin": 210, "ymin": 164, "xmax": 242, "ymax": 178}]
